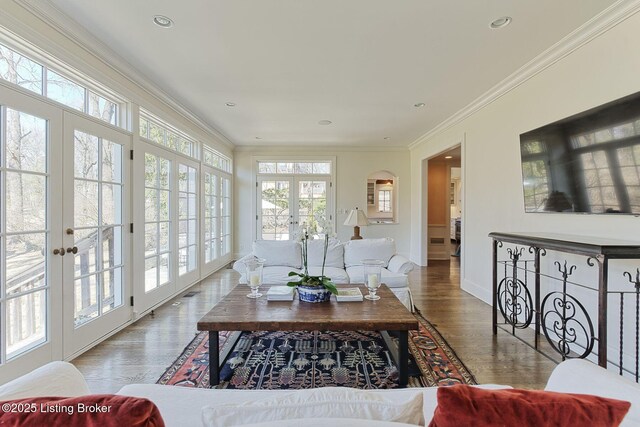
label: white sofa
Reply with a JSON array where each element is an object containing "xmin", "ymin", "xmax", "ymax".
[
  {"xmin": 233, "ymin": 238, "xmax": 415, "ymax": 310},
  {"xmin": 0, "ymin": 359, "xmax": 638, "ymax": 426}
]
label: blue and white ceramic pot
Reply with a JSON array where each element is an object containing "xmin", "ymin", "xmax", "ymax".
[{"xmin": 297, "ymin": 285, "xmax": 332, "ymax": 303}]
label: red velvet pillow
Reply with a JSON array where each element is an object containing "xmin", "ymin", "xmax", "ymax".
[
  {"xmin": 0, "ymin": 394, "xmax": 164, "ymax": 427},
  {"xmin": 429, "ymin": 385, "xmax": 630, "ymax": 427}
]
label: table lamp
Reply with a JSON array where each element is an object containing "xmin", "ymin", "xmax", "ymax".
[{"xmin": 344, "ymin": 207, "xmax": 368, "ymax": 240}]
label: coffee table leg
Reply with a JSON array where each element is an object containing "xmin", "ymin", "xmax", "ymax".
[
  {"xmin": 398, "ymin": 330, "xmax": 409, "ymax": 388},
  {"xmin": 209, "ymin": 331, "xmax": 219, "ymax": 387}
]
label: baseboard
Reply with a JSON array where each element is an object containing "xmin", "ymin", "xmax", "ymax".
[{"xmin": 461, "ymin": 278, "xmax": 491, "ymax": 306}]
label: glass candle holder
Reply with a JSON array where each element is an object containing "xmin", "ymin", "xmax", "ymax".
[
  {"xmin": 363, "ymin": 259, "xmax": 384, "ymax": 300},
  {"xmin": 244, "ymin": 258, "xmax": 265, "ymax": 298}
]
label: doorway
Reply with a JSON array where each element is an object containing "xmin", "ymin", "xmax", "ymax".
[{"xmin": 426, "ymin": 146, "xmax": 462, "ymax": 262}]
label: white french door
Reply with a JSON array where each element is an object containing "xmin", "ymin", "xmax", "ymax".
[
  {"xmin": 62, "ymin": 112, "xmax": 131, "ymax": 358},
  {"xmin": 133, "ymin": 143, "xmax": 200, "ymax": 314},
  {"xmin": 0, "ymin": 86, "xmax": 63, "ymax": 381},
  {"xmin": 257, "ymin": 176, "xmax": 331, "ymax": 240},
  {"xmin": 1, "ymin": 88, "xmax": 132, "ymax": 379}
]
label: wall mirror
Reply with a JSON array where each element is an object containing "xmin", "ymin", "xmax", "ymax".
[{"xmin": 366, "ymin": 170, "xmax": 398, "ymax": 224}]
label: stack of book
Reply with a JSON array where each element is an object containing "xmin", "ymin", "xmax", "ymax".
[
  {"xmin": 334, "ymin": 287, "xmax": 364, "ymax": 302},
  {"xmin": 266, "ymin": 286, "xmax": 295, "ymax": 301}
]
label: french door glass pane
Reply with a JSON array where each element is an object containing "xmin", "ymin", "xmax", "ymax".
[
  {"xmin": 220, "ymin": 177, "xmax": 231, "ymax": 256},
  {"xmin": 73, "ymin": 131, "xmax": 124, "ymax": 327},
  {"xmin": 6, "ymin": 290, "xmax": 46, "ymax": 360},
  {"xmin": 178, "ymin": 164, "xmax": 197, "ymax": 275},
  {"xmin": 260, "ymin": 180, "xmax": 290, "ymax": 240},
  {"xmin": 144, "ymin": 153, "xmax": 172, "ymax": 292},
  {"xmin": 1, "ymin": 108, "xmax": 49, "ymax": 360},
  {"xmin": 298, "ymin": 180, "xmax": 327, "ymax": 232}
]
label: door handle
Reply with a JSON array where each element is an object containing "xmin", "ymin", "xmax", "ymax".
[
  {"xmin": 53, "ymin": 248, "xmax": 66, "ymax": 256},
  {"xmin": 66, "ymin": 246, "xmax": 78, "ymax": 254}
]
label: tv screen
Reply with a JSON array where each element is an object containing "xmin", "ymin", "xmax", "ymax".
[{"xmin": 520, "ymin": 91, "xmax": 640, "ymax": 215}]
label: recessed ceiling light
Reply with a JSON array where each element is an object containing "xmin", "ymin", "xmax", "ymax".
[
  {"xmin": 255, "ymin": 137, "xmax": 262, "ymax": 140},
  {"xmin": 318, "ymin": 120, "xmax": 332, "ymax": 125},
  {"xmin": 384, "ymin": 137, "xmax": 391, "ymax": 140},
  {"xmin": 490, "ymin": 16, "xmax": 512, "ymax": 29},
  {"xmin": 225, "ymin": 102, "xmax": 236, "ymax": 107},
  {"xmin": 153, "ymin": 15, "xmax": 174, "ymax": 28},
  {"xmin": 414, "ymin": 102, "xmax": 426, "ymax": 108},
  {"xmin": 445, "ymin": 156, "xmax": 453, "ymax": 159}
]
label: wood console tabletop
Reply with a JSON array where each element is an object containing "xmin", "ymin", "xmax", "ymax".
[{"xmin": 197, "ymin": 284, "xmax": 418, "ymax": 387}]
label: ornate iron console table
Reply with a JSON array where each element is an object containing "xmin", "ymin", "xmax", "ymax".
[{"xmin": 490, "ymin": 232, "xmax": 640, "ymax": 380}]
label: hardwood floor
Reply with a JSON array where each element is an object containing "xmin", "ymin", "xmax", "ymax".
[{"xmin": 72, "ymin": 260, "xmax": 556, "ymax": 393}]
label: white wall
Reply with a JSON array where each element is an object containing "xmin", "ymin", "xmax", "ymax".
[
  {"xmin": 234, "ymin": 147, "xmax": 411, "ymax": 256},
  {"xmin": 411, "ymin": 11, "xmax": 640, "ymax": 301}
]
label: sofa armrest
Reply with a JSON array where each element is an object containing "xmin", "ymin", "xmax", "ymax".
[
  {"xmin": 387, "ymin": 255, "xmax": 414, "ymax": 274},
  {"xmin": 0, "ymin": 361, "xmax": 91, "ymax": 401},
  {"xmin": 545, "ymin": 359, "xmax": 640, "ymax": 426}
]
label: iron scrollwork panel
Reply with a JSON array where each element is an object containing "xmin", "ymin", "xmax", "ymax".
[
  {"xmin": 540, "ymin": 261, "xmax": 595, "ymax": 359},
  {"xmin": 497, "ymin": 247, "xmax": 534, "ymax": 329}
]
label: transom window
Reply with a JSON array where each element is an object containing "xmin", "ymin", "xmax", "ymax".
[
  {"xmin": 0, "ymin": 42, "xmax": 121, "ymax": 127},
  {"xmin": 203, "ymin": 145, "xmax": 231, "ymax": 173},
  {"xmin": 258, "ymin": 161, "xmax": 331, "ymax": 174},
  {"xmin": 139, "ymin": 110, "xmax": 198, "ymax": 159}
]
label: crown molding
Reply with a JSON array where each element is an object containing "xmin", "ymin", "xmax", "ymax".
[
  {"xmin": 233, "ymin": 144, "xmax": 409, "ymax": 153},
  {"xmin": 10, "ymin": 0, "xmax": 235, "ymax": 149},
  {"xmin": 408, "ymin": 0, "xmax": 640, "ymax": 151}
]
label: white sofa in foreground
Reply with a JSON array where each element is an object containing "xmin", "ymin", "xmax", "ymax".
[
  {"xmin": 1, "ymin": 359, "xmax": 638, "ymax": 426},
  {"xmin": 233, "ymin": 238, "xmax": 415, "ymax": 310}
]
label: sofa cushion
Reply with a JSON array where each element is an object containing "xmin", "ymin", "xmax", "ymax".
[
  {"xmin": 201, "ymin": 387, "xmax": 424, "ymax": 427},
  {"xmin": 306, "ymin": 266, "xmax": 350, "ymax": 284},
  {"xmin": 236, "ymin": 419, "xmax": 418, "ymax": 427},
  {"xmin": 0, "ymin": 361, "xmax": 90, "ymax": 401},
  {"xmin": 253, "ymin": 240, "xmax": 301, "ymax": 268},
  {"xmin": 306, "ymin": 238, "xmax": 344, "ymax": 268},
  {"xmin": 346, "ymin": 266, "xmax": 408, "ymax": 288},
  {"xmin": 344, "ymin": 238, "xmax": 396, "ymax": 268},
  {"xmin": 262, "ymin": 266, "xmax": 299, "ymax": 285},
  {"xmin": 0, "ymin": 395, "xmax": 165, "ymax": 427},
  {"xmin": 118, "ymin": 384, "xmax": 428, "ymax": 427},
  {"xmin": 429, "ymin": 385, "xmax": 631, "ymax": 427},
  {"xmin": 545, "ymin": 359, "xmax": 640, "ymax": 427}
]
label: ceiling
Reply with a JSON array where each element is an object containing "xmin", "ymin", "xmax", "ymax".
[{"xmin": 43, "ymin": 0, "xmax": 617, "ymax": 147}]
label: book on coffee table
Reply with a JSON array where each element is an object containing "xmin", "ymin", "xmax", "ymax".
[
  {"xmin": 267, "ymin": 286, "xmax": 295, "ymax": 301},
  {"xmin": 335, "ymin": 287, "xmax": 363, "ymax": 302}
]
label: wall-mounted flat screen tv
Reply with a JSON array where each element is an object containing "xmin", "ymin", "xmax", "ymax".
[{"xmin": 520, "ymin": 91, "xmax": 640, "ymax": 215}]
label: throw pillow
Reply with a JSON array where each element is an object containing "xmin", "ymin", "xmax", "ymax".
[
  {"xmin": 201, "ymin": 387, "xmax": 424, "ymax": 427},
  {"xmin": 429, "ymin": 385, "xmax": 631, "ymax": 427},
  {"xmin": 253, "ymin": 240, "xmax": 302, "ymax": 268},
  {"xmin": 0, "ymin": 394, "xmax": 165, "ymax": 427}
]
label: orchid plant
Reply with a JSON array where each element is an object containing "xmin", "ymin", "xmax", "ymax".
[{"xmin": 286, "ymin": 219, "xmax": 338, "ymax": 295}]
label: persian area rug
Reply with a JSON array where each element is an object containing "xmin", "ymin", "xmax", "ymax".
[{"xmin": 157, "ymin": 310, "xmax": 477, "ymax": 389}]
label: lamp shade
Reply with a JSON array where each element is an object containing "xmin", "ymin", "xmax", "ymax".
[{"xmin": 344, "ymin": 207, "xmax": 368, "ymax": 226}]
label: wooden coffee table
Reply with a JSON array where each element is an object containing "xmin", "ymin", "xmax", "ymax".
[{"xmin": 197, "ymin": 284, "xmax": 418, "ymax": 387}]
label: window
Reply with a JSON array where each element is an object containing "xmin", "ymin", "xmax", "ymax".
[
  {"xmin": 139, "ymin": 110, "xmax": 198, "ymax": 159},
  {"xmin": 144, "ymin": 153, "xmax": 172, "ymax": 292},
  {"xmin": 258, "ymin": 161, "xmax": 331, "ymax": 174},
  {"xmin": 378, "ymin": 190, "xmax": 391, "ymax": 212},
  {"xmin": 203, "ymin": 145, "xmax": 231, "ymax": 173},
  {"xmin": 178, "ymin": 164, "xmax": 198, "ymax": 275},
  {"xmin": 0, "ymin": 42, "xmax": 121, "ymax": 127},
  {"xmin": 256, "ymin": 159, "xmax": 333, "ymax": 240}
]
